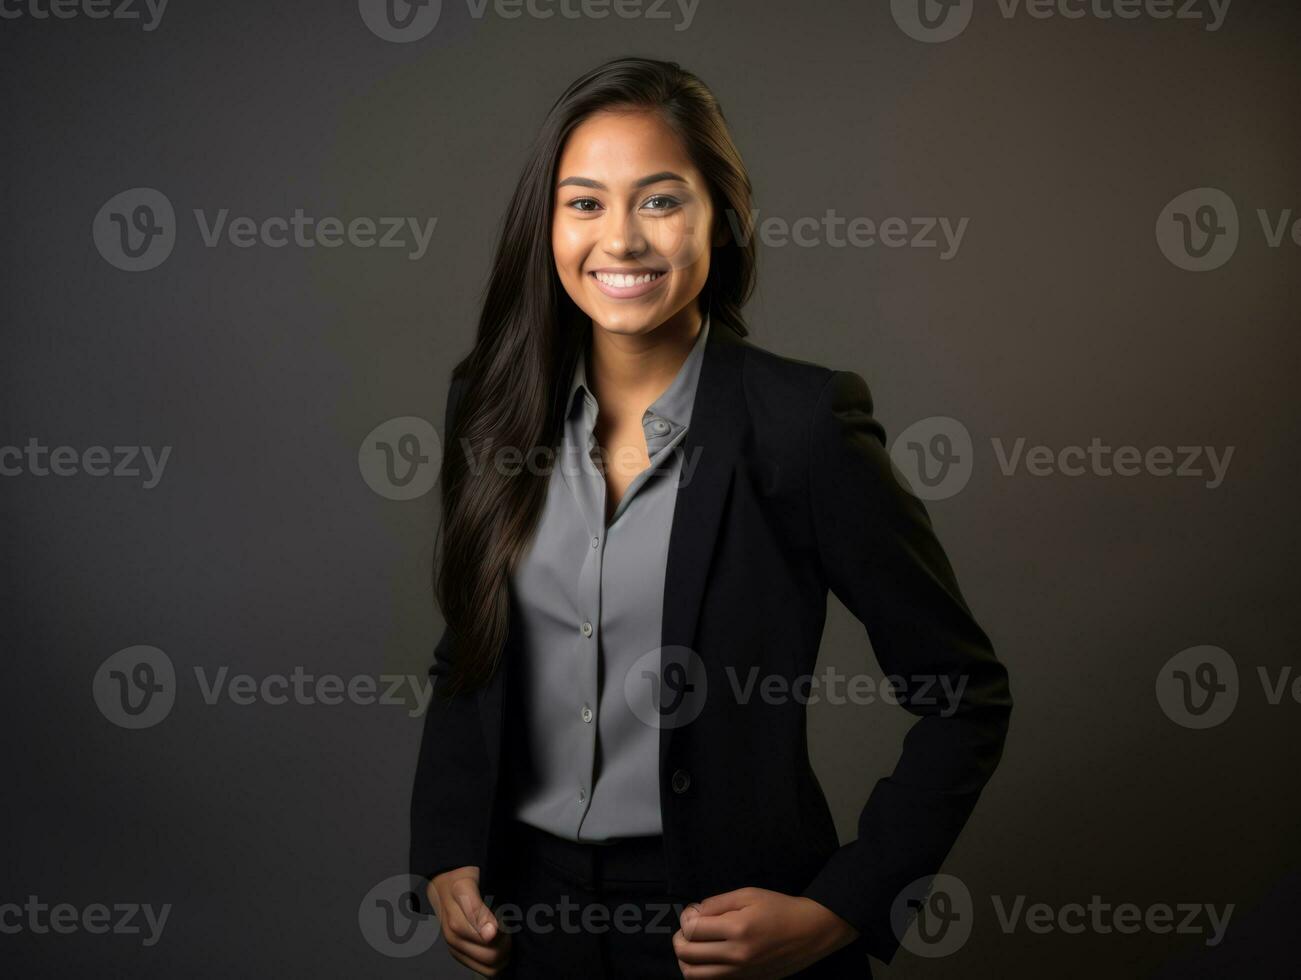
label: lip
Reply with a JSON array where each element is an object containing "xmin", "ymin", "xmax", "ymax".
[{"xmin": 588, "ymin": 268, "xmax": 668, "ymax": 300}]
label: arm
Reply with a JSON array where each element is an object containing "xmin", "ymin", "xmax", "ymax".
[{"xmin": 799, "ymin": 370, "xmax": 1013, "ymax": 963}]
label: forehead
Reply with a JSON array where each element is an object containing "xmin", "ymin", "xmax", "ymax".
[{"xmin": 556, "ymin": 109, "xmax": 696, "ymax": 181}]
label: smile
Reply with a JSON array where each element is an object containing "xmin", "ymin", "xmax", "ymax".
[{"xmin": 589, "ymin": 269, "xmax": 667, "ymax": 298}]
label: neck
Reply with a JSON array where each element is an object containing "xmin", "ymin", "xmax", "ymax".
[{"xmin": 587, "ymin": 305, "xmax": 704, "ymax": 415}]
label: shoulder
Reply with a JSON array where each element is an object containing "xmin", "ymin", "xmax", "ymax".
[{"xmin": 726, "ymin": 327, "xmax": 878, "ymax": 445}]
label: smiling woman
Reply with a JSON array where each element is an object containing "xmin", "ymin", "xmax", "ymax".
[{"xmin": 409, "ymin": 56, "xmax": 1012, "ymax": 979}]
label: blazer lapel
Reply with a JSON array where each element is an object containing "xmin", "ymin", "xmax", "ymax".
[
  {"xmin": 661, "ymin": 318, "xmax": 748, "ymax": 655},
  {"xmin": 658, "ymin": 319, "xmax": 749, "ymax": 763}
]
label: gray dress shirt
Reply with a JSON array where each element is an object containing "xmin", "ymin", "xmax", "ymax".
[{"xmin": 506, "ymin": 313, "xmax": 711, "ymax": 842}]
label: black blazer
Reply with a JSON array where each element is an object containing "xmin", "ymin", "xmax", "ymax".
[{"xmin": 410, "ymin": 318, "xmax": 1013, "ymax": 969}]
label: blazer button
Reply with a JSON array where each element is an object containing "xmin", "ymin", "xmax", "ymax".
[{"xmin": 671, "ymin": 769, "xmax": 691, "ymax": 794}]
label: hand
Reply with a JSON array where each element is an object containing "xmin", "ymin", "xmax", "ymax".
[
  {"xmin": 427, "ymin": 866, "xmax": 512, "ymax": 977},
  {"xmin": 672, "ymin": 886, "xmax": 859, "ymax": 978}
]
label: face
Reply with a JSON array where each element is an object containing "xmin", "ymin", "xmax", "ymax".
[{"xmin": 551, "ymin": 108, "xmax": 718, "ymax": 338}]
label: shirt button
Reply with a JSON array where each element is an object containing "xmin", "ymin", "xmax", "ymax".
[
  {"xmin": 591, "ymin": 536, "xmax": 600, "ymax": 549},
  {"xmin": 581, "ymin": 621, "xmax": 593, "ymax": 637},
  {"xmin": 650, "ymin": 419, "xmax": 670, "ymax": 435},
  {"xmin": 671, "ymin": 769, "xmax": 691, "ymax": 794},
  {"xmin": 581, "ymin": 705, "xmax": 593, "ymax": 723},
  {"xmin": 578, "ymin": 788, "xmax": 586, "ymax": 804}
]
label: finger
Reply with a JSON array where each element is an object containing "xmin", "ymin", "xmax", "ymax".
[
  {"xmin": 673, "ymin": 928, "xmax": 747, "ymax": 968},
  {"xmin": 680, "ymin": 907, "xmax": 746, "ymax": 942},
  {"xmin": 444, "ymin": 908, "xmax": 512, "ymax": 970},
  {"xmin": 442, "ymin": 896, "xmax": 499, "ymax": 950},
  {"xmin": 693, "ymin": 888, "xmax": 754, "ymax": 916},
  {"xmin": 450, "ymin": 878, "xmax": 500, "ymax": 942}
]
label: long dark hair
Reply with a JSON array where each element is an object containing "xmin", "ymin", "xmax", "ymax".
[{"xmin": 435, "ymin": 57, "xmax": 757, "ymax": 697}]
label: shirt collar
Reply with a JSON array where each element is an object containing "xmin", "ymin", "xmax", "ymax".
[{"xmin": 567, "ymin": 311, "xmax": 711, "ymax": 429}]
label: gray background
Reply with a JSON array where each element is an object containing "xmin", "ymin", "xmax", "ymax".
[{"xmin": 2, "ymin": 0, "xmax": 1298, "ymax": 976}]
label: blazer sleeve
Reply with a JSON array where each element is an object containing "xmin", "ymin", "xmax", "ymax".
[
  {"xmin": 798, "ymin": 369, "xmax": 1013, "ymax": 964},
  {"xmin": 408, "ymin": 375, "xmax": 494, "ymax": 894}
]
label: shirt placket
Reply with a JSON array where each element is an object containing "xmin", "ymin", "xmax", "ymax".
[{"xmin": 571, "ymin": 397, "xmax": 604, "ymax": 837}]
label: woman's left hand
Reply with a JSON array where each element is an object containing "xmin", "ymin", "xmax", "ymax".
[{"xmin": 672, "ymin": 886, "xmax": 860, "ymax": 978}]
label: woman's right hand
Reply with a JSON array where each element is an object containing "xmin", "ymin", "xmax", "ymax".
[{"xmin": 427, "ymin": 865, "xmax": 512, "ymax": 976}]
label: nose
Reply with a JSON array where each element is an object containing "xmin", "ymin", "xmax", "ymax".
[{"xmin": 601, "ymin": 204, "xmax": 648, "ymax": 259}]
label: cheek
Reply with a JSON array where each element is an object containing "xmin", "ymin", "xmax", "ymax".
[
  {"xmin": 551, "ymin": 226, "xmax": 585, "ymax": 275},
  {"xmin": 647, "ymin": 210, "xmax": 711, "ymax": 272}
]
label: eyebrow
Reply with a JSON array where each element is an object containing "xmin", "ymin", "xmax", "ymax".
[{"xmin": 556, "ymin": 171, "xmax": 689, "ymax": 191}]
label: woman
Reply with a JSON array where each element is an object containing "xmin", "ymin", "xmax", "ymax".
[{"xmin": 410, "ymin": 57, "xmax": 1012, "ymax": 978}]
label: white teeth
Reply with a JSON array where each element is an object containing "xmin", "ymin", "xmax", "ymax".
[{"xmin": 594, "ymin": 271, "xmax": 663, "ymax": 287}]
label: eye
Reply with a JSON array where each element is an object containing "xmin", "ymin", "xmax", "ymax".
[
  {"xmin": 642, "ymin": 194, "xmax": 681, "ymax": 212},
  {"xmin": 567, "ymin": 197, "xmax": 602, "ymax": 213}
]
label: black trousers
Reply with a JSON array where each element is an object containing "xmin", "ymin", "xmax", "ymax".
[{"xmin": 489, "ymin": 819, "xmax": 869, "ymax": 979}]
